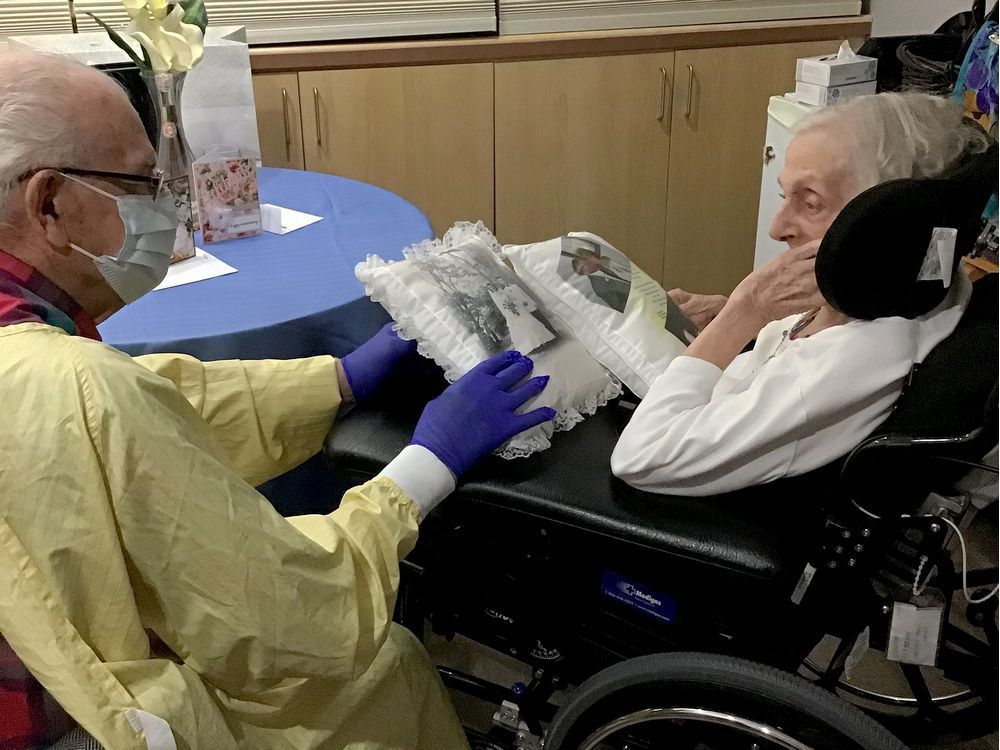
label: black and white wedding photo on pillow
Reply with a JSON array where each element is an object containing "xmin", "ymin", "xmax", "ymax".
[
  {"xmin": 412, "ymin": 240, "xmax": 560, "ymax": 356},
  {"xmin": 357, "ymin": 226, "xmax": 621, "ymax": 458}
]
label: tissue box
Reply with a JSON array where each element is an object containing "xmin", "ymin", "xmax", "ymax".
[
  {"xmin": 796, "ymin": 52, "xmax": 878, "ymax": 87},
  {"xmin": 794, "ymin": 80, "xmax": 877, "ymax": 107}
]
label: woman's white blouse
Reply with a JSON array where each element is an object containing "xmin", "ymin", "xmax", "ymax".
[{"xmin": 611, "ymin": 276, "xmax": 972, "ymax": 496}]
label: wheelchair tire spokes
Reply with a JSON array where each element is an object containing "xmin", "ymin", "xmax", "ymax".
[
  {"xmin": 577, "ymin": 707, "xmax": 818, "ymax": 750},
  {"xmin": 899, "ymin": 662, "xmax": 943, "ymax": 721},
  {"xmin": 800, "ymin": 610, "xmax": 998, "ymax": 744},
  {"xmin": 544, "ymin": 652, "xmax": 906, "ymax": 750},
  {"xmin": 814, "ymin": 628, "xmax": 862, "ymax": 689}
]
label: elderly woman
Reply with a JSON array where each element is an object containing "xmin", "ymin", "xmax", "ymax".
[{"xmin": 612, "ymin": 92, "xmax": 990, "ymax": 496}]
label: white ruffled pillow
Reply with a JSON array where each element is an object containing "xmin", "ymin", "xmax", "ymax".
[
  {"xmin": 356, "ymin": 222, "xmax": 621, "ymax": 459},
  {"xmin": 503, "ymin": 232, "xmax": 696, "ymax": 398}
]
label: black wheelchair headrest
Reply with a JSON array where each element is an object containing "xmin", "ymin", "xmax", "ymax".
[{"xmin": 817, "ymin": 144, "xmax": 997, "ymax": 320}]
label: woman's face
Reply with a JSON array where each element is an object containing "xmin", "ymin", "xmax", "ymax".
[{"xmin": 769, "ymin": 129, "xmax": 861, "ymax": 249}]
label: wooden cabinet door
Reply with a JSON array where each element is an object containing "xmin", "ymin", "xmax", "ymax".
[
  {"xmin": 495, "ymin": 53, "xmax": 674, "ymax": 281},
  {"xmin": 300, "ymin": 64, "xmax": 494, "ymax": 237},
  {"xmin": 252, "ymin": 73, "xmax": 305, "ymax": 170},
  {"xmin": 663, "ymin": 41, "xmax": 841, "ymax": 295}
]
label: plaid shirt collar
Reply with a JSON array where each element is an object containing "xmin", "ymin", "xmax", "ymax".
[{"xmin": 0, "ymin": 250, "xmax": 101, "ymax": 341}]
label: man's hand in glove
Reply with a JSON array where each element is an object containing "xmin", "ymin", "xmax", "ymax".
[
  {"xmin": 411, "ymin": 351, "xmax": 557, "ymax": 479},
  {"xmin": 339, "ymin": 323, "xmax": 418, "ymax": 405}
]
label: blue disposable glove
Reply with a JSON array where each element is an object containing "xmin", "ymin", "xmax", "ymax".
[
  {"xmin": 411, "ymin": 351, "xmax": 557, "ymax": 478},
  {"xmin": 340, "ymin": 323, "xmax": 418, "ymax": 404}
]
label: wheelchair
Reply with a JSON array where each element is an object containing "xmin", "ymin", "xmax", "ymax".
[{"xmin": 324, "ymin": 149, "xmax": 999, "ymax": 750}]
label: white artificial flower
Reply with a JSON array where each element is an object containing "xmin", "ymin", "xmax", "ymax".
[
  {"xmin": 147, "ymin": 0, "xmax": 169, "ymax": 20},
  {"xmin": 128, "ymin": 11, "xmax": 173, "ymax": 72},
  {"xmin": 159, "ymin": 5, "xmax": 205, "ymax": 71},
  {"xmin": 128, "ymin": 4, "xmax": 204, "ymax": 73},
  {"xmin": 121, "ymin": 0, "xmax": 147, "ymax": 20}
]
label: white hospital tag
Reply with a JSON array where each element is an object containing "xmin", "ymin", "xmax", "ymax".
[
  {"xmin": 886, "ymin": 602, "xmax": 943, "ymax": 666},
  {"xmin": 791, "ymin": 563, "xmax": 816, "ymax": 605},
  {"xmin": 843, "ymin": 627, "xmax": 870, "ymax": 680},
  {"xmin": 917, "ymin": 227, "xmax": 957, "ymax": 287}
]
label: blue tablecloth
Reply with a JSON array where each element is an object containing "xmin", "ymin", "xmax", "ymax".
[
  {"xmin": 100, "ymin": 168, "xmax": 434, "ymax": 515},
  {"xmin": 100, "ymin": 167, "xmax": 433, "ymax": 360}
]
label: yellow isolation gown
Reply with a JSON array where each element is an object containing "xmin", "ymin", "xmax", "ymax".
[{"xmin": 0, "ymin": 322, "xmax": 469, "ymax": 750}]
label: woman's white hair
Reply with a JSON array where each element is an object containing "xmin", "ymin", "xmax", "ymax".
[
  {"xmin": 794, "ymin": 91, "xmax": 992, "ymax": 193},
  {"xmin": 0, "ymin": 52, "xmax": 98, "ymax": 224}
]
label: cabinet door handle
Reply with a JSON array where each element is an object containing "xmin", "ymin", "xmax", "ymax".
[
  {"xmin": 657, "ymin": 67, "xmax": 671, "ymax": 122},
  {"xmin": 684, "ymin": 64, "xmax": 694, "ymax": 119},
  {"xmin": 313, "ymin": 87, "xmax": 322, "ymax": 148},
  {"xmin": 281, "ymin": 87, "xmax": 291, "ymax": 161}
]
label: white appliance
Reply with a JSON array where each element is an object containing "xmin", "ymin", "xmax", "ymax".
[
  {"xmin": 9, "ymin": 27, "xmax": 261, "ymax": 162},
  {"xmin": 753, "ymin": 95, "xmax": 817, "ymax": 269}
]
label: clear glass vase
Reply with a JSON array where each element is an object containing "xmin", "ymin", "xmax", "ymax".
[{"xmin": 142, "ymin": 71, "xmax": 196, "ymax": 263}]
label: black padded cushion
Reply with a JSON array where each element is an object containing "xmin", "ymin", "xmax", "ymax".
[
  {"xmin": 325, "ymin": 390, "xmax": 826, "ymax": 582},
  {"xmin": 817, "ymin": 145, "xmax": 997, "ymax": 320}
]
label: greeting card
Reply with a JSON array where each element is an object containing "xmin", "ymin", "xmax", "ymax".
[{"xmin": 192, "ymin": 157, "xmax": 262, "ymax": 244}]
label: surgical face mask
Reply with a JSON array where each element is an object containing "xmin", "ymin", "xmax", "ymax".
[{"xmin": 65, "ymin": 175, "xmax": 179, "ymax": 304}]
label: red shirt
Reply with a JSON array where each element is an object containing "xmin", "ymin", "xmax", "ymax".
[{"xmin": 0, "ymin": 249, "xmax": 97, "ymax": 748}]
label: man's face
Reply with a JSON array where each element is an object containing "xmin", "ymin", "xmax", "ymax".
[
  {"xmin": 58, "ymin": 75, "xmax": 159, "ymax": 257},
  {"xmin": 769, "ymin": 129, "xmax": 860, "ymax": 249},
  {"xmin": 573, "ymin": 255, "xmax": 604, "ymax": 275},
  {"xmin": 38, "ymin": 72, "xmax": 159, "ymax": 313}
]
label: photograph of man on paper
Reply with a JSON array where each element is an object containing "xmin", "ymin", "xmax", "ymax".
[
  {"xmin": 412, "ymin": 241, "xmax": 560, "ymax": 356},
  {"xmin": 558, "ymin": 236, "xmax": 633, "ymax": 313},
  {"xmin": 559, "ymin": 235, "xmax": 698, "ymax": 344}
]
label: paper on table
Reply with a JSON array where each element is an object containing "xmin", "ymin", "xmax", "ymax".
[
  {"xmin": 261, "ymin": 203, "xmax": 324, "ymax": 235},
  {"xmin": 154, "ymin": 248, "xmax": 237, "ymax": 291}
]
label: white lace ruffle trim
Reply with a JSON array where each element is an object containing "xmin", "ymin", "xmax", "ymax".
[{"xmin": 356, "ymin": 221, "xmax": 620, "ymax": 459}]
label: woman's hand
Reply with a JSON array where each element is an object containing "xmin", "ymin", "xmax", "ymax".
[
  {"xmin": 667, "ymin": 289, "xmax": 729, "ymax": 332},
  {"xmin": 682, "ymin": 241, "xmax": 825, "ymax": 372},
  {"xmin": 729, "ymin": 240, "xmax": 826, "ymax": 330}
]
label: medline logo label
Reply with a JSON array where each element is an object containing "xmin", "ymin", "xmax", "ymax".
[
  {"xmin": 601, "ymin": 571, "xmax": 677, "ymax": 624},
  {"xmin": 619, "ymin": 581, "xmax": 662, "ymax": 607},
  {"xmin": 484, "ymin": 608, "xmax": 515, "ymax": 625}
]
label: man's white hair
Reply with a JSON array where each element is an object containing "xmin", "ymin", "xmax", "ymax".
[
  {"xmin": 0, "ymin": 52, "xmax": 101, "ymax": 222},
  {"xmin": 794, "ymin": 91, "xmax": 992, "ymax": 193}
]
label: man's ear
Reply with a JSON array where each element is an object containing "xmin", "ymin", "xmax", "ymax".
[{"xmin": 23, "ymin": 171, "xmax": 72, "ymax": 256}]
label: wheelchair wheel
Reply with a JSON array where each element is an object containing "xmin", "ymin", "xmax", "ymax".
[
  {"xmin": 800, "ymin": 592, "xmax": 999, "ymax": 745},
  {"xmin": 544, "ymin": 652, "xmax": 907, "ymax": 750},
  {"xmin": 799, "ymin": 509, "xmax": 999, "ymax": 745}
]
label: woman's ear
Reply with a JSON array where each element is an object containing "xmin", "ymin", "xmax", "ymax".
[{"xmin": 23, "ymin": 170, "xmax": 72, "ymax": 256}]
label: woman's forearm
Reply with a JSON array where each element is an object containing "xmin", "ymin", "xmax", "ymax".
[{"xmin": 684, "ymin": 299, "xmax": 767, "ymax": 371}]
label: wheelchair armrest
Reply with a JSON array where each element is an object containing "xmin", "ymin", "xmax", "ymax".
[
  {"xmin": 324, "ymin": 401, "xmax": 827, "ymax": 582},
  {"xmin": 841, "ymin": 423, "xmax": 999, "ymax": 518}
]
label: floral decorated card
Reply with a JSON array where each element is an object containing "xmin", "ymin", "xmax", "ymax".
[{"xmin": 192, "ymin": 158, "xmax": 262, "ymax": 244}]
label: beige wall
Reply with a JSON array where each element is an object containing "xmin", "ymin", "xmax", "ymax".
[{"xmin": 869, "ymin": 0, "xmax": 991, "ymax": 36}]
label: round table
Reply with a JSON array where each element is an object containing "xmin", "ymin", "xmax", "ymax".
[
  {"xmin": 100, "ymin": 168, "xmax": 435, "ymax": 515},
  {"xmin": 100, "ymin": 167, "xmax": 434, "ymax": 360}
]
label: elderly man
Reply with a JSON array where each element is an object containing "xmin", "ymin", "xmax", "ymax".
[
  {"xmin": 0, "ymin": 53, "xmax": 555, "ymax": 749},
  {"xmin": 560, "ymin": 237, "xmax": 632, "ymax": 313},
  {"xmin": 613, "ymin": 92, "xmax": 990, "ymax": 496}
]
